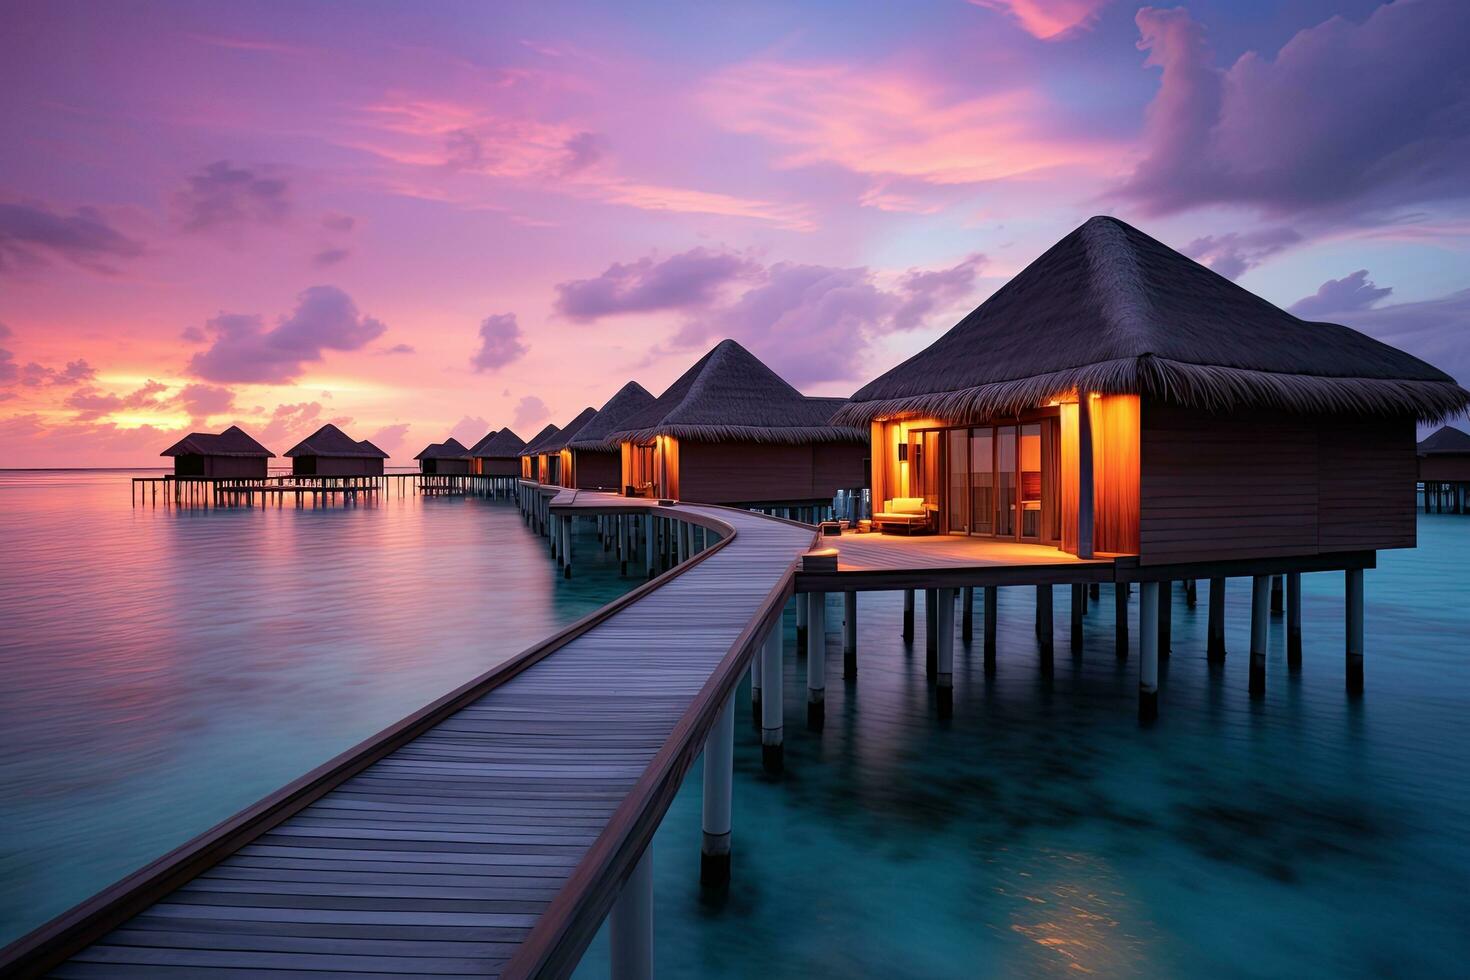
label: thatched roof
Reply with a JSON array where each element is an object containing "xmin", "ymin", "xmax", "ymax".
[
  {"xmin": 1419, "ymin": 425, "xmax": 1470, "ymax": 455},
  {"xmin": 469, "ymin": 427, "xmax": 526, "ymax": 458},
  {"xmin": 541, "ymin": 407, "xmax": 598, "ymax": 453},
  {"xmin": 569, "ymin": 382, "xmax": 656, "ymax": 452},
  {"xmin": 519, "ymin": 423, "xmax": 561, "ymax": 457},
  {"xmin": 835, "ymin": 216, "xmax": 1470, "ymax": 427},
  {"xmin": 609, "ymin": 339, "xmax": 867, "ymax": 445},
  {"xmin": 283, "ymin": 423, "xmax": 389, "ymax": 459},
  {"xmin": 161, "ymin": 425, "xmax": 274, "ymax": 458},
  {"xmin": 414, "ymin": 437, "xmax": 471, "ymax": 461}
]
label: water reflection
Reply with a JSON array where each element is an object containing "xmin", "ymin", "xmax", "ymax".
[{"xmin": 0, "ymin": 471, "xmax": 633, "ymax": 943}]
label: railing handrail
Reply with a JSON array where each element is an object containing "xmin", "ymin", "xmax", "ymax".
[{"xmin": 0, "ymin": 500, "xmax": 744, "ymax": 979}]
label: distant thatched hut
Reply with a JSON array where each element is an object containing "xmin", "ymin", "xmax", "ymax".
[
  {"xmin": 283, "ymin": 424, "xmax": 388, "ymax": 476},
  {"xmin": 468, "ymin": 427, "xmax": 526, "ymax": 477},
  {"xmin": 160, "ymin": 425, "xmax": 273, "ymax": 478},
  {"xmin": 1418, "ymin": 425, "xmax": 1470, "ymax": 513},
  {"xmin": 563, "ymin": 381, "xmax": 655, "ymax": 490},
  {"xmin": 835, "ymin": 216, "xmax": 1470, "ymax": 560},
  {"xmin": 519, "ymin": 424, "xmax": 561, "ymax": 482},
  {"xmin": 415, "ymin": 437, "xmax": 471, "ymax": 475},
  {"xmin": 534, "ymin": 407, "xmax": 596, "ymax": 487},
  {"xmin": 608, "ymin": 339, "xmax": 868, "ymax": 506}
]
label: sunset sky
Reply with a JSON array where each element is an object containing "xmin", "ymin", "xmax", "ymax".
[{"xmin": 2, "ymin": 0, "xmax": 1467, "ymax": 466}]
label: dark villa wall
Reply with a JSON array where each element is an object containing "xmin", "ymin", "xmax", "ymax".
[
  {"xmin": 1138, "ymin": 403, "xmax": 1415, "ymax": 565},
  {"xmin": 292, "ymin": 456, "xmax": 384, "ymax": 477},
  {"xmin": 1420, "ymin": 455, "xmax": 1470, "ymax": 482},
  {"xmin": 425, "ymin": 458, "xmax": 471, "ymax": 476},
  {"xmin": 478, "ymin": 458, "xmax": 520, "ymax": 477},
  {"xmin": 572, "ymin": 450, "xmax": 621, "ymax": 491},
  {"xmin": 173, "ymin": 455, "xmax": 268, "ymax": 479},
  {"xmin": 676, "ymin": 440, "xmax": 868, "ymax": 505}
]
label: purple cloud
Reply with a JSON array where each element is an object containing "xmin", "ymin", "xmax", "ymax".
[
  {"xmin": 891, "ymin": 253, "xmax": 985, "ymax": 330},
  {"xmin": 8, "ymin": 357, "xmax": 98, "ymax": 388},
  {"xmin": 1119, "ymin": 2, "xmax": 1470, "ymax": 221},
  {"xmin": 554, "ymin": 247, "xmax": 758, "ymax": 321},
  {"xmin": 321, "ymin": 213, "xmax": 356, "ymax": 233},
  {"xmin": 561, "ymin": 132, "xmax": 607, "ymax": 175},
  {"xmin": 1183, "ymin": 227, "xmax": 1302, "ymax": 280},
  {"xmin": 187, "ymin": 286, "xmax": 388, "ymax": 383},
  {"xmin": 0, "ymin": 322, "xmax": 11, "ymax": 339},
  {"xmin": 64, "ymin": 379, "xmax": 168, "ymax": 421},
  {"xmin": 0, "ymin": 349, "xmax": 14, "ymax": 385},
  {"xmin": 377, "ymin": 342, "xmax": 415, "ymax": 355},
  {"xmin": 513, "ymin": 394, "xmax": 550, "ymax": 429},
  {"xmin": 449, "ymin": 415, "xmax": 489, "ymax": 446},
  {"xmin": 369, "ymin": 422, "xmax": 410, "ymax": 456},
  {"xmin": 180, "ymin": 325, "xmax": 206, "ymax": 343},
  {"xmin": 1288, "ymin": 269, "xmax": 1393, "ymax": 319},
  {"xmin": 470, "ymin": 313, "xmax": 529, "ymax": 372},
  {"xmin": 260, "ymin": 401, "xmax": 352, "ymax": 444},
  {"xmin": 313, "ymin": 247, "xmax": 351, "ymax": 267},
  {"xmin": 173, "ymin": 161, "xmax": 290, "ymax": 235},
  {"xmin": 0, "ymin": 202, "xmax": 144, "ymax": 275},
  {"xmin": 176, "ymin": 382, "xmax": 236, "ymax": 420}
]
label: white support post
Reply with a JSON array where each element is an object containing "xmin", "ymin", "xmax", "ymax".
[
  {"xmin": 760, "ymin": 627, "xmax": 783, "ymax": 772},
  {"xmin": 936, "ymin": 587, "xmax": 955, "ymax": 718},
  {"xmin": 700, "ymin": 692, "xmax": 735, "ymax": 886},
  {"xmin": 806, "ymin": 592, "xmax": 825, "ymax": 729},
  {"xmin": 609, "ymin": 846, "xmax": 653, "ymax": 980},
  {"xmin": 1139, "ymin": 581, "xmax": 1159, "ymax": 722}
]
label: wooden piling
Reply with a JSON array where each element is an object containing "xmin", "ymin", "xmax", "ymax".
[
  {"xmin": 1207, "ymin": 578, "xmax": 1227, "ymax": 662},
  {"xmin": 983, "ymin": 586, "xmax": 997, "ymax": 672},
  {"xmin": 1250, "ymin": 575, "xmax": 1269, "ymax": 698},
  {"xmin": 1287, "ymin": 572, "xmax": 1303, "ymax": 667},
  {"xmin": 843, "ymin": 591, "xmax": 857, "ymax": 679},
  {"xmin": 1346, "ymin": 568, "xmax": 1364, "ymax": 695}
]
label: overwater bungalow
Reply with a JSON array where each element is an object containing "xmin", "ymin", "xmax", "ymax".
[
  {"xmin": 468, "ymin": 426, "xmax": 526, "ymax": 476},
  {"xmin": 562, "ymin": 381, "xmax": 655, "ymax": 491},
  {"xmin": 538, "ymin": 407, "xmax": 597, "ymax": 487},
  {"xmin": 519, "ymin": 423, "xmax": 561, "ymax": 482},
  {"xmin": 159, "ymin": 424, "xmax": 273, "ymax": 478},
  {"xmin": 832, "ymin": 215, "xmax": 1468, "ymax": 709},
  {"xmin": 414, "ymin": 437, "xmax": 471, "ymax": 475},
  {"xmin": 282, "ymin": 423, "xmax": 388, "ymax": 476},
  {"xmin": 1418, "ymin": 425, "xmax": 1470, "ymax": 513},
  {"xmin": 609, "ymin": 339, "xmax": 868, "ymax": 509}
]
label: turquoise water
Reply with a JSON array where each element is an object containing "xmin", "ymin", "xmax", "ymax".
[
  {"xmin": 576, "ymin": 517, "xmax": 1470, "ymax": 978},
  {"xmin": 3, "ymin": 473, "xmax": 1468, "ymax": 976},
  {"xmin": 0, "ymin": 470, "xmax": 634, "ymax": 946}
]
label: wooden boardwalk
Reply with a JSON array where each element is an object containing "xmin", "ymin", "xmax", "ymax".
[
  {"xmin": 10, "ymin": 495, "xmax": 815, "ymax": 978},
  {"xmin": 797, "ymin": 530, "xmax": 1118, "ymax": 592}
]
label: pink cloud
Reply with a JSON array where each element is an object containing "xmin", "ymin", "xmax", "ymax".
[
  {"xmin": 701, "ymin": 60, "xmax": 1119, "ymax": 199},
  {"xmin": 470, "ymin": 313, "xmax": 529, "ymax": 372},
  {"xmin": 512, "ymin": 395, "xmax": 550, "ymax": 429},
  {"xmin": 555, "ymin": 248, "xmax": 758, "ymax": 321},
  {"xmin": 969, "ymin": 1, "xmax": 1113, "ymax": 40}
]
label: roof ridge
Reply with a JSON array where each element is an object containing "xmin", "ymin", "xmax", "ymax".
[{"xmin": 1080, "ymin": 216, "xmax": 1154, "ymax": 354}]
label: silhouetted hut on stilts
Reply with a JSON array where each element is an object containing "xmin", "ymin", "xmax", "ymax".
[
  {"xmin": 1418, "ymin": 425, "xmax": 1470, "ymax": 513},
  {"xmin": 414, "ymin": 438, "xmax": 471, "ymax": 475},
  {"xmin": 160, "ymin": 425, "xmax": 273, "ymax": 478},
  {"xmin": 283, "ymin": 424, "xmax": 388, "ymax": 476},
  {"xmin": 519, "ymin": 424, "xmax": 561, "ymax": 482},
  {"xmin": 609, "ymin": 339, "xmax": 868, "ymax": 514},
  {"xmin": 562, "ymin": 381, "xmax": 655, "ymax": 491},
  {"xmin": 833, "ymin": 215, "xmax": 1469, "ymax": 717}
]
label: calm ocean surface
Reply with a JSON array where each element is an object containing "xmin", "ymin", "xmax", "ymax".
[{"xmin": 3, "ymin": 471, "xmax": 1468, "ymax": 977}]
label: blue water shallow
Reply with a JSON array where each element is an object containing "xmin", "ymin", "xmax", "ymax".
[{"xmin": 2, "ymin": 472, "xmax": 1468, "ymax": 977}]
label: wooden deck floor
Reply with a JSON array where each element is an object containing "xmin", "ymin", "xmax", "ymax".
[
  {"xmin": 24, "ymin": 497, "xmax": 815, "ymax": 978},
  {"xmin": 798, "ymin": 529, "xmax": 1121, "ymax": 591}
]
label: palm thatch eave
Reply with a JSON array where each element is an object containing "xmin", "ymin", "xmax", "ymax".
[
  {"xmin": 832, "ymin": 355, "xmax": 1470, "ymax": 427},
  {"xmin": 612, "ymin": 422, "xmax": 868, "ymax": 446}
]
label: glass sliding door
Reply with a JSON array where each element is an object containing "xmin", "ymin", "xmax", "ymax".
[
  {"xmin": 995, "ymin": 426, "xmax": 1017, "ymax": 537},
  {"xmin": 1019, "ymin": 423, "xmax": 1042, "ymax": 540},
  {"xmin": 969, "ymin": 428, "xmax": 994, "ymax": 535},
  {"xmin": 946, "ymin": 428, "xmax": 969, "ymax": 533}
]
